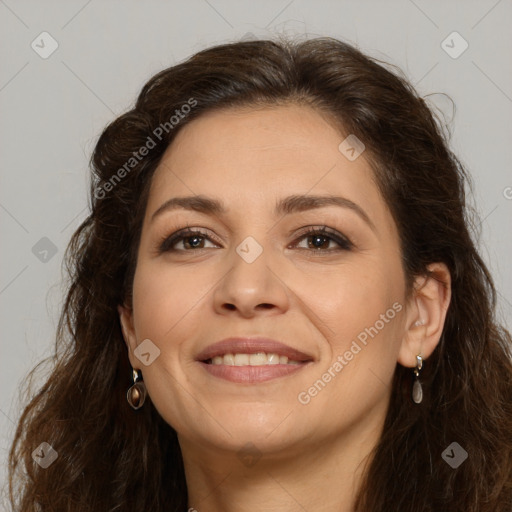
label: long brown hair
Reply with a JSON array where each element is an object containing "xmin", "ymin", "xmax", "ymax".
[{"xmin": 8, "ymin": 37, "xmax": 512, "ymax": 511}]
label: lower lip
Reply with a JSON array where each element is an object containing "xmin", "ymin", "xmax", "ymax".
[{"xmin": 198, "ymin": 361, "xmax": 310, "ymax": 383}]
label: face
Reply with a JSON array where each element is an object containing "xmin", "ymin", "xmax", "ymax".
[{"xmin": 120, "ymin": 104, "xmax": 412, "ymax": 458}]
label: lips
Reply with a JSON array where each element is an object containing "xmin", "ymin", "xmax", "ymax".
[{"xmin": 195, "ymin": 337, "xmax": 314, "ymax": 363}]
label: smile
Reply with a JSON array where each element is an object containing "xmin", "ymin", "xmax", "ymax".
[
  {"xmin": 206, "ymin": 352, "xmax": 302, "ymax": 366},
  {"xmin": 199, "ymin": 354, "xmax": 312, "ymax": 383},
  {"xmin": 196, "ymin": 337, "xmax": 314, "ymax": 383}
]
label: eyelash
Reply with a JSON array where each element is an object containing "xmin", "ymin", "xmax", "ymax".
[{"xmin": 157, "ymin": 225, "xmax": 353, "ymax": 254}]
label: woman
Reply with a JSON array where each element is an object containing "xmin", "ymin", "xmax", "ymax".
[{"xmin": 8, "ymin": 37, "xmax": 512, "ymax": 511}]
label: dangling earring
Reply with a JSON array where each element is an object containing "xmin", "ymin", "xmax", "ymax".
[
  {"xmin": 127, "ymin": 368, "xmax": 147, "ymax": 410},
  {"xmin": 412, "ymin": 355, "xmax": 423, "ymax": 404}
]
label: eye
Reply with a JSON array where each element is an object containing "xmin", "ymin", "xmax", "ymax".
[
  {"xmin": 157, "ymin": 228, "xmax": 220, "ymax": 253},
  {"xmin": 290, "ymin": 226, "xmax": 353, "ymax": 252},
  {"xmin": 157, "ymin": 225, "xmax": 353, "ymax": 254}
]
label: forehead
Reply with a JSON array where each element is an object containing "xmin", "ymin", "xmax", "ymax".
[
  {"xmin": 145, "ymin": 104, "xmax": 393, "ymax": 235},
  {"xmin": 156, "ymin": 104, "xmax": 348, "ymax": 176}
]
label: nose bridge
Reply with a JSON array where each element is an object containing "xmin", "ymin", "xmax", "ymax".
[
  {"xmin": 230, "ymin": 233, "xmax": 274, "ymax": 295},
  {"xmin": 235, "ymin": 235, "xmax": 266, "ymax": 266},
  {"xmin": 213, "ymin": 231, "xmax": 289, "ymax": 315},
  {"xmin": 227, "ymin": 207, "xmax": 272, "ymax": 270}
]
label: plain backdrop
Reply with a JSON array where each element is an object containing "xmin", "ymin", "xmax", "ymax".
[{"xmin": 1, "ymin": 0, "xmax": 511, "ymax": 503}]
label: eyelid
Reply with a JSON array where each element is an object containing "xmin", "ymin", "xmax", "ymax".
[
  {"xmin": 289, "ymin": 225, "xmax": 353, "ymax": 250},
  {"xmin": 155, "ymin": 225, "xmax": 222, "ymax": 254},
  {"xmin": 156, "ymin": 224, "xmax": 353, "ymax": 254}
]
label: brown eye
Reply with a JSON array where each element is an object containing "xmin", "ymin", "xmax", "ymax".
[
  {"xmin": 158, "ymin": 229, "xmax": 218, "ymax": 253},
  {"xmin": 292, "ymin": 227, "xmax": 353, "ymax": 252},
  {"xmin": 157, "ymin": 226, "xmax": 353, "ymax": 254}
]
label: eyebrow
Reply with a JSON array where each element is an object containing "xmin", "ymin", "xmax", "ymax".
[{"xmin": 150, "ymin": 194, "xmax": 376, "ymax": 232}]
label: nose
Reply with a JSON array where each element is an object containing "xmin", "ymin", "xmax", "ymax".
[{"xmin": 212, "ymin": 241, "xmax": 290, "ymax": 318}]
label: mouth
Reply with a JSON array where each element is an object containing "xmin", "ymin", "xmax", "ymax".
[
  {"xmin": 195, "ymin": 337, "xmax": 314, "ymax": 383},
  {"xmin": 205, "ymin": 353, "xmax": 303, "ymax": 365}
]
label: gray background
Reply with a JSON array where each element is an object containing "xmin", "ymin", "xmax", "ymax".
[{"xmin": 1, "ymin": 0, "xmax": 511, "ymax": 503}]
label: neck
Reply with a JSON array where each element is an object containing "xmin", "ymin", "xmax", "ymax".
[{"xmin": 179, "ymin": 415, "xmax": 384, "ymax": 512}]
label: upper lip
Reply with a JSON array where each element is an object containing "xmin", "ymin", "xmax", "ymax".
[{"xmin": 195, "ymin": 337, "xmax": 314, "ymax": 362}]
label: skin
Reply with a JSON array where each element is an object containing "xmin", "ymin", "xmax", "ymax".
[{"xmin": 119, "ymin": 104, "xmax": 451, "ymax": 512}]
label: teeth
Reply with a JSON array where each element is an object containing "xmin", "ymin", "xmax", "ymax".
[
  {"xmin": 267, "ymin": 353, "xmax": 279, "ymax": 365},
  {"xmin": 234, "ymin": 354, "xmax": 249, "ymax": 366},
  {"xmin": 249, "ymin": 353, "xmax": 267, "ymax": 366},
  {"xmin": 223, "ymin": 353, "xmax": 235, "ymax": 365},
  {"xmin": 208, "ymin": 352, "xmax": 302, "ymax": 366}
]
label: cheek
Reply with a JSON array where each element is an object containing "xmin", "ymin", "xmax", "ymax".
[
  {"xmin": 131, "ymin": 259, "xmax": 211, "ymax": 343},
  {"xmin": 309, "ymin": 258, "xmax": 401, "ymax": 331},
  {"xmin": 306, "ymin": 257, "xmax": 405, "ymax": 381},
  {"xmin": 129, "ymin": 262, "xmax": 210, "ymax": 429}
]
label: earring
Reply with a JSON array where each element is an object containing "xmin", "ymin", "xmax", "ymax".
[
  {"xmin": 412, "ymin": 355, "xmax": 423, "ymax": 404},
  {"xmin": 127, "ymin": 368, "xmax": 147, "ymax": 410}
]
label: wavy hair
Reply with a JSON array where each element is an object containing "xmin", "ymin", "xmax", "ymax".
[{"xmin": 8, "ymin": 37, "xmax": 512, "ymax": 511}]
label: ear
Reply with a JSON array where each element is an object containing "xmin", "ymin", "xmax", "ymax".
[
  {"xmin": 397, "ymin": 262, "xmax": 452, "ymax": 368},
  {"xmin": 118, "ymin": 304, "xmax": 140, "ymax": 370}
]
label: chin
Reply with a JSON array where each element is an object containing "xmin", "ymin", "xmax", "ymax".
[{"xmin": 187, "ymin": 408, "xmax": 305, "ymax": 449}]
